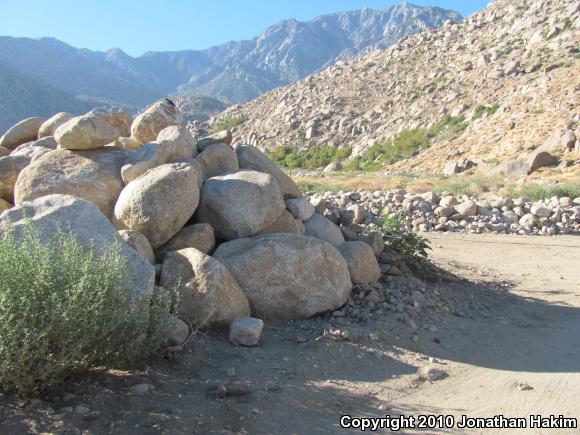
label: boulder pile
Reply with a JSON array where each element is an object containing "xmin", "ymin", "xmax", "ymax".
[
  {"xmin": 0, "ymin": 100, "xmax": 389, "ymax": 344},
  {"xmin": 307, "ymin": 189, "xmax": 580, "ymax": 236}
]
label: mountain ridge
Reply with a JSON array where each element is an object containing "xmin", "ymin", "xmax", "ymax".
[{"xmin": 0, "ymin": 2, "xmax": 461, "ymax": 132}]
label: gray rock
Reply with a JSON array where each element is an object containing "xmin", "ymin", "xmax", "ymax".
[
  {"xmin": 526, "ymin": 150, "xmax": 556, "ymax": 174},
  {"xmin": 197, "ymin": 130, "xmax": 233, "ymax": 151},
  {"xmin": 38, "ymin": 113, "xmax": 74, "ymax": 138},
  {"xmin": 54, "ymin": 113, "xmax": 121, "ymax": 150},
  {"xmin": 285, "ymin": 197, "xmax": 315, "ymax": 221},
  {"xmin": 229, "ymin": 317, "xmax": 264, "ymax": 347},
  {"xmin": 121, "ymin": 125, "xmax": 196, "ymax": 183},
  {"xmin": 214, "ymin": 233, "xmax": 351, "ymax": 320},
  {"xmin": 257, "ymin": 210, "xmax": 301, "ymax": 235},
  {"xmin": 362, "ymin": 231, "xmax": 384, "ymax": 256},
  {"xmin": 455, "ymin": 200, "xmax": 477, "ymax": 217},
  {"xmin": 0, "ymin": 155, "xmax": 30, "ymax": 202},
  {"xmin": 304, "ymin": 213, "xmax": 345, "ymax": 247}
]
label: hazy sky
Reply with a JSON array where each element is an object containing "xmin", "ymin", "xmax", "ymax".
[{"xmin": 1, "ymin": 0, "xmax": 491, "ymax": 56}]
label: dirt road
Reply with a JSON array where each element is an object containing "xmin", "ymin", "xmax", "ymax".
[{"xmin": 1, "ymin": 233, "xmax": 579, "ymax": 434}]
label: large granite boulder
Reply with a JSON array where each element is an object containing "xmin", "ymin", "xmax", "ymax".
[
  {"xmin": 236, "ymin": 145, "xmax": 302, "ymax": 198},
  {"xmin": 0, "ymin": 117, "xmax": 44, "ymax": 150},
  {"xmin": 54, "ymin": 113, "xmax": 123, "ymax": 150},
  {"xmin": 114, "ymin": 162, "xmax": 200, "ymax": 248},
  {"xmin": 131, "ymin": 99, "xmax": 183, "ymax": 145},
  {"xmin": 196, "ymin": 143, "xmax": 239, "ymax": 181},
  {"xmin": 38, "ymin": 112, "xmax": 74, "ymax": 138},
  {"xmin": 121, "ymin": 125, "xmax": 195, "ymax": 183},
  {"xmin": 0, "ymin": 195, "xmax": 154, "ymax": 299},
  {"xmin": 14, "ymin": 148, "xmax": 127, "ymax": 220},
  {"xmin": 160, "ymin": 248, "xmax": 250, "ymax": 327},
  {"xmin": 195, "ymin": 170, "xmax": 285, "ymax": 241},
  {"xmin": 214, "ymin": 233, "xmax": 352, "ymax": 320}
]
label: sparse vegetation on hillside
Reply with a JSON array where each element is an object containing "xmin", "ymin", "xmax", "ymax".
[
  {"xmin": 0, "ymin": 224, "xmax": 172, "ymax": 394},
  {"xmin": 473, "ymin": 103, "xmax": 500, "ymax": 119},
  {"xmin": 267, "ymin": 145, "xmax": 351, "ymax": 170},
  {"xmin": 212, "ymin": 116, "xmax": 247, "ymax": 133},
  {"xmin": 346, "ymin": 115, "xmax": 469, "ymax": 171}
]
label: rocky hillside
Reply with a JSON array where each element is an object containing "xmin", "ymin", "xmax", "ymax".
[
  {"xmin": 0, "ymin": 62, "xmax": 90, "ymax": 133},
  {"xmin": 0, "ymin": 3, "xmax": 459, "ymax": 131},
  {"xmin": 214, "ymin": 0, "xmax": 579, "ymax": 176}
]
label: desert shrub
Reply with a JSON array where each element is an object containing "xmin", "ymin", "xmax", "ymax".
[
  {"xmin": 508, "ymin": 181, "xmax": 580, "ymax": 201},
  {"xmin": 212, "ymin": 116, "xmax": 246, "ymax": 133},
  {"xmin": 373, "ymin": 213, "xmax": 432, "ymax": 277},
  {"xmin": 473, "ymin": 103, "xmax": 500, "ymax": 119},
  {"xmin": 0, "ymin": 223, "xmax": 172, "ymax": 394},
  {"xmin": 266, "ymin": 145, "xmax": 351, "ymax": 170}
]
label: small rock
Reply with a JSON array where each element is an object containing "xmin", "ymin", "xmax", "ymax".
[
  {"xmin": 229, "ymin": 317, "xmax": 264, "ymax": 347},
  {"xmin": 130, "ymin": 383, "xmax": 155, "ymax": 395}
]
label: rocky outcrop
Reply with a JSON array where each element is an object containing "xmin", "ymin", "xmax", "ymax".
[
  {"xmin": 210, "ymin": 0, "xmax": 578, "ymax": 177},
  {"xmin": 214, "ymin": 233, "xmax": 351, "ymax": 320}
]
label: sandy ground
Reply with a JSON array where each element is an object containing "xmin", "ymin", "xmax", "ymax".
[{"xmin": 1, "ymin": 233, "xmax": 579, "ymax": 434}]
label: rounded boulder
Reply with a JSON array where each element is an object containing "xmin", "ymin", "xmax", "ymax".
[
  {"xmin": 214, "ymin": 233, "xmax": 352, "ymax": 320},
  {"xmin": 196, "ymin": 170, "xmax": 285, "ymax": 241},
  {"xmin": 14, "ymin": 148, "xmax": 127, "ymax": 220},
  {"xmin": 114, "ymin": 162, "xmax": 200, "ymax": 248},
  {"xmin": 160, "ymin": 248, "xmax": 250, "ymax": 328}
]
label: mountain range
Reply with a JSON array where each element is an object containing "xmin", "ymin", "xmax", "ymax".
[
  {"xmin": 213, "ymin": 0, "xmax": 579, "ymax": 175},
  {"xmin": 0, "ymin": 2, "xmax": 461, "ymax": 132}
]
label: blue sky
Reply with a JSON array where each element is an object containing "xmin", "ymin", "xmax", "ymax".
[{"xmin": 1, "ymin": 0, "xmax": 491, "ymax": 56}]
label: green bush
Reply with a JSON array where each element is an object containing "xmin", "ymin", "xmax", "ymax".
[
  {"xmin": 473, "ymin": 103, "xmax": 500, "ymax": 119},
  {"xmin": 0, "ymin": 224, "xmax": 172, "ymax": 394},
  {"xmin": 266, "ymin": 145, "xmax": 351, "ymax": 170},
  {"xmin": 508, "ymin": 181, "xmax": 580, "ymax": 201},
  {"xmin": 372, "ymin": 213, "xmax": 432, "ymax": 277}
]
